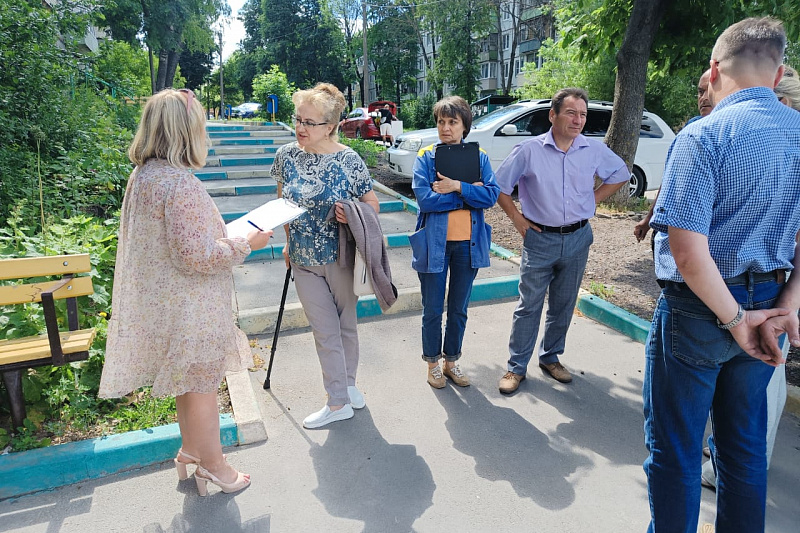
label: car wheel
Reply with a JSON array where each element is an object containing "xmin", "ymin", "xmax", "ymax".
[
  {"xmin": 629, "ymin": 167, "xmax": 646, "ymax": 198},
  {"xmin": 355, "ymin": 128, "xmax": 362, "ymax": 139}
]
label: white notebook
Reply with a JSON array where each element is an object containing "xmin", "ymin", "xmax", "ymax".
[{"xmin": 225, "ymin": 198, "xmax": 307, "ymax": 239}]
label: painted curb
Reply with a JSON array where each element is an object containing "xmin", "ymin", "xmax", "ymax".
[
  {"xmin": 226, "ymin": 370, "xmax": 267, "ymax": 445},
  {"xmin": 575, "ymin": 290, "xmax": 800, "ymax": 418},
  {"xmin": 0, "ymin": 415, "xmax": 238, "ymax": 500},
  {"xmin": 576, "ymin": 292, "xmax": 650, "ymax": 344}
]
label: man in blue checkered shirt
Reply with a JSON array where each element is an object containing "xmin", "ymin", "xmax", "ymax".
[{"xmin": 644, "ymin": 17, "xmax": 800, "ymax": 533}]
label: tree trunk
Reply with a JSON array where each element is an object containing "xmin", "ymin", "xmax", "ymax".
[
  {"xmin": 155, "ymin": 49, "xmax": 169, "ymax": 92},
  {"xmin": 148, "ymin": 46, "xmax": 156, "ymax": 95},
  {"xmin": 603, "ymin": 0, "xmax": 669, "ymax": 208},
  {"xmin": 164, "ymin": 49, "xmax": 181, "ymax": 89}
]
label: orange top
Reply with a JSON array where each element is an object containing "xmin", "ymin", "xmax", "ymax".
[{"xmin": 446, "ymin": 209, "xmax": 472, "ymax": 241}]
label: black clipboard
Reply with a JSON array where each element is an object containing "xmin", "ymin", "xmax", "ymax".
[{"xmin": 434, "ymin": 142, "xmax": 481, "ymax": 184}]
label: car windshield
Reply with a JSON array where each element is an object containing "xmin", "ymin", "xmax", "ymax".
[{"xmin": 472, "ymin": 104, "xmax": 536, "ymax": 129}]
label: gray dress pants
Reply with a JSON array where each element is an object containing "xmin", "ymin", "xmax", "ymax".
[{"xmin": 292, "ymin": 260, "xmax": 359, "ymax": 407}]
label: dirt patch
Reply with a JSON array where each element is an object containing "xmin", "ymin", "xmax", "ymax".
[{"xmin": 370, "ymin": 154, "xmax": 799, "ymax": 387}]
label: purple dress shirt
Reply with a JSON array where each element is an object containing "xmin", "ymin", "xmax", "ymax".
[{"xmin": 494, "ymin": 130, "xmax": 630, "ymax": 227}]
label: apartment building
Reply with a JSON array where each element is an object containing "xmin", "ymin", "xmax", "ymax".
[
  {"xmin": 354, "ymin": 1, "xmax": 555, "ymax": 105},
  {"xmin": 415, "ymin": 1, "xmax": 555, "ymax": 99}
]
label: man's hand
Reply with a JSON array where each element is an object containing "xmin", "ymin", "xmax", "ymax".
[
  {"xmin": 634, "ymin": 216, "xmax": 651, "ymax": 242},
  {"xmin": 730, "ymin": 307, "xmax": 794, "ymax": 366},
  {"xmin": 512, "ymin": 212, "xmax": 539, "ymax": 237},
  {"xmin": 432, "ymin": 172, "xmax": 462, "ymax": 194},
  {"xmin": 758, "ymin": 312, "xmax": 800, "ymax": 365}
]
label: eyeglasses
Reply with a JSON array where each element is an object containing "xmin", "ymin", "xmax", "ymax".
[
  {"xmin": 291, "ymin": 115, "xmax": 329, "ymax": 128},
  {"xmin": 177, "ymin": 88, "xmax": 195, "ymax": 116}
]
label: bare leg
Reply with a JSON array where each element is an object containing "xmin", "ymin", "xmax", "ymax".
[{"xmin": 176, "ymin": 392, "xmax": 243, "ymax": 484}]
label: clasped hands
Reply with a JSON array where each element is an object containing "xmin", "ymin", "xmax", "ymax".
[
  {"xmin": 730, "ymin": 308, "xmax": 799, "ymax": 366},
  {"xmin": 433, "ymin": 172, "xmax": 483, "ymax": 195}
]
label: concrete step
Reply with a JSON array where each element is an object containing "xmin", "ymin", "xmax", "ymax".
[
  {"xmin": 195, "ymin": 165, "xmax": 274, "ymax": 181},
  {"xmin": 207, "ymin": 146, "xmax": 279, "ymax": 156},
  {"xmin": 211, "ymin": 138, "xmax": 278, "ymax": 146},
  {"xmin": 214, "ymin": 191, "xmax": 407, "ymax": 223},
  {"xmin": 204, "ymin": 154, "xmax": 275, "ymax": 168},
  {"xmin": 206, "ymin": 122, "xmax": 285, "ymax": 131},
  {"xmin": 208, "ymin": 130, "xmax": 294, "ymax": 139},
  {"xmin": 233, "ymin": 246, "xmax": 521, "ymax": 335},
  {"xmin": 205, "ymin": 178, "xmax": 277, "ymax": 197}
]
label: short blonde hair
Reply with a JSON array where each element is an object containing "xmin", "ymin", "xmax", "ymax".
[
  {"xmin": 292, "ymin": 83, "xmax": 346, "ymax": 139},
  {"xmin": 128, "ymin": 89, "xmax": 209, "ymax": 169},
  {"xmin": 775, "ymin": 65, "xmax": 800, "ymax": 111}
]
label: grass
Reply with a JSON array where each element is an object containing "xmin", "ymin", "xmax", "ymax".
[{"xmin": 589, "ymin": 280, "xmax": 615, "ymax": 300}]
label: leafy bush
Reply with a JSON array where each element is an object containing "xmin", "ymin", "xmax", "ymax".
[
  {"xmin": 396, "ymin": 94, "xmax": 436, "ymax": 130},
  {"xmin": 0, "ymin": 212, "xmax": 178, "ymax": 451},
  {"xmin": 339, "ymin": 135, "xmax": 386, "ymax": 167},
  {"xmin": 252, "ymin": 65, "xmax": 296, "ymax": 123}
]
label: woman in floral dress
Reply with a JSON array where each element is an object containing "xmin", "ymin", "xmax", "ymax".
[{"xmin": 99, "ymin": 89, "xmax": 271, "ymax": 496}]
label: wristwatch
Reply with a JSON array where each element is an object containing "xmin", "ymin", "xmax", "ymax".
[{"xmin": 717, "ymin": 304, "xmax": 745, "ymax": 330}]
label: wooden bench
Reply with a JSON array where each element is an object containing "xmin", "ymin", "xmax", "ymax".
[{"xmin": 0, "ymin": 254, "xmax": 96, "ymax": 430}]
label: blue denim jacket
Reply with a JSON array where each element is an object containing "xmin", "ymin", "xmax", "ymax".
[{"xmin": 409, "ymin": 142, "xmax": 500, "ymax": 273}]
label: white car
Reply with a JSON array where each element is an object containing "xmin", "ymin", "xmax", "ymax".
[{"xmin": 386, "ymin": 99, "xmax": 675, "ymax": 197}]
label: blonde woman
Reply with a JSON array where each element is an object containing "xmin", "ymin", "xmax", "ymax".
[
  {"xmin": 99, "ymin": 89, "xmax": 272, "ymax": 496},
  {"xmin": 271, "ymin": 83, "xmax": 380, "ymax": 429}
]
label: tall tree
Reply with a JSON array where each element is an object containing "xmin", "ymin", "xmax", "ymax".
[
  {"xmin": 329, "ymin": 0, "xmax": 362, "ymax": 109},
  {"xmin": 259, "ymin": 0, "xmax": 346, "ymax": 88},
  {"xmin": 102, "ymin": 0, "xmax": 227, "ymax": 93},
  {"xmin": 368, "ymin": 12, "xmax": 418, "ymax": 103},
  {"xmin": 562, "ymin": 0, "xmax": 800, "ymax": 204},
  {"xmin": 428, "ymin": 0, "xmax": 493, "ymax": 102}
]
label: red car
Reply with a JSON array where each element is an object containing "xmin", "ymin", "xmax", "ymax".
[{"xmin": 339, "ymin": 101, "xmax": 397, "ymax": 140}]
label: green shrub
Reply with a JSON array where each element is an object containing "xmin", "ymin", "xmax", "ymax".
[
  {"xmin": 252, "ymin": 65, "xmax": 295, "ymax": 123},
  {"xmin": 338, "ymin": 135, "xmax": 385, "ymax": 167}
]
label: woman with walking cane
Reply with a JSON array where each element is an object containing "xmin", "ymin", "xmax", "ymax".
[{"xmin": 271, "ymin": 83, "xmax": 380, "ymax": 429}]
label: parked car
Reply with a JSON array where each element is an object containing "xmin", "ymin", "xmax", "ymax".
[
  {"xmin": 231, "ymin": 102, "xmax": 262, "ymax": 119},
  {"xmin": 340, "ymin": 101, "xmax": 398, "ymax": 140},
  {"xmin": 386, "ymin": 99, "xmax": 675, "ymax": 197}
]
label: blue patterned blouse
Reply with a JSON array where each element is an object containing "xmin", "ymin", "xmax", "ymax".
[{"xmin": 271, "ymin": 142, "xmax": 372, "ymax": 266}]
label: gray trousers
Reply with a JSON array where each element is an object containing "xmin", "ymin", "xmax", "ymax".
[{"xmin": 292, "ymin": 260, "xmax": 359, "ymax": 407}]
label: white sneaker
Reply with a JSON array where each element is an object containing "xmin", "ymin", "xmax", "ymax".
[
  {"xmin": 348, "ymin": 386, "xmax": 366, "ymax": 409},
  {"xmin": 302, "ymin": 404, "xmax": 354, "ymax": 429}
]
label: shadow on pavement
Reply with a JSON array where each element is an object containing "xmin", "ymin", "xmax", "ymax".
[
  {"xmin": 309, "ymin": 408, "xmax": 434, "ymax": 532},
  {"xmin": 143, "ymin": 485, "xmax": 270, "ymax": 532},
  {"xmin": 432, "ymin": 382, "xmax": 587, "ymax": 510}
]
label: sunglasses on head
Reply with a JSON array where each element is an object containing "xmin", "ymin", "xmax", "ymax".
[{"xmin": 177, "ymin": 88, "xmax": 195, "ymax": 116}]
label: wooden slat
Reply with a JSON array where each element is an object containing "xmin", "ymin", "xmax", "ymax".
[
  {"xmin": 0, "ymin": 254, "xmax": 91, "ymax": 281},
  {"xmin": 0, "ymin": 329, "xmax": 96, "ymax": 366},
  {"xmin": 0, "ymin": 276, "xmax": 94, "ymax": 306}
]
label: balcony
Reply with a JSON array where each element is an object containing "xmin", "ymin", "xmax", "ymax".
[
  {"xmin": 479, "ymin": 78, "xmax": 498, "ymax": 91},
  {"xmin": 521, "ymin": 6, "xmax": 544, "ymax": 21},
  {"xmin": 479, "ymin": 50, "xmax": 498, "ymax": 61},
  {"xmin": 519, "ymin": 39, "xmax": 542, "ymax": 54}
]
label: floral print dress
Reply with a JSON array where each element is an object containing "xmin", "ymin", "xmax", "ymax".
[
  {"xmin": 271, "ymin": 143, "xmax": 372, "ymax": 266},
  {"xmin": 99, "ymin": 159, "xmax": 252, "ymax": 398}
]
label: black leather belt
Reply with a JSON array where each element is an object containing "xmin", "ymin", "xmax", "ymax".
[
  {"xmin": 663, "ymin": 269, "xmax": 787, "ymax": 290},
  {"xmin": 533, "ymin": 219, "xmax": 588, "ymax": 234}
]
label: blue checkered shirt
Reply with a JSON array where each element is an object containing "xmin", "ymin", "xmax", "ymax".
[{"xmin": 651, "ymin": 87, "xmax": 800, "ymax": 282}]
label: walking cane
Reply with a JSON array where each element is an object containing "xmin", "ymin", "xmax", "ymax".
[{"xmin": 263, "ymin": 266, "xmax": 292, "ymax": 389}]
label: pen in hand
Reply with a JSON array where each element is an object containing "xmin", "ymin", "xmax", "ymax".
[{"xmin": 248, "ymin": 220, "xmax": 265, "ymax": 232}]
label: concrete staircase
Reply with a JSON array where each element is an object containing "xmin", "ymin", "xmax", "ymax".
[{"xmin": 203, "ymin": 120, "xmax": 520, "ymax": 336}]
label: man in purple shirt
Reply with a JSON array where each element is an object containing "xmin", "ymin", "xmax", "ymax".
[{"xmin": 495, "ymin": 88, "xmax": 630, "ymax": 393}]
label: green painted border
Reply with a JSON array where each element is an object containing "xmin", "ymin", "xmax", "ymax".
[{"xmin": 0, "ymin": 415, "xmax": 238, "ymax": 500}]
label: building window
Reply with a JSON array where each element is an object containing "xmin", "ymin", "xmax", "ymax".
[
  {"xmin": 502, "ymin": 33, "xmax": 510, "ymax": 50},
  {"xmin": 480, "ymin": 62, "xmax": 498, "ymax": 80},
  {"xmin": 418, "ymin": 80, "xmax": 425, "ymax": 94}
]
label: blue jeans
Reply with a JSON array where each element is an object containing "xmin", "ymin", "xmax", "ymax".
[
  {"xmin": 507, "ymin": 224, "xmax": 592, "ymax": 374},
  {"xmin": 418, "ymin": 240, "xmax": 478, "ymax": 362},
  {"xmin": 643, "ymin": 278, "xmax": 783, "ymax": 533}
]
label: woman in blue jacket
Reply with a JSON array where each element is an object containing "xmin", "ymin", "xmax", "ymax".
[{"xmin": 409, "ymin": 96, "xmax": 500, "ymax": 388}]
